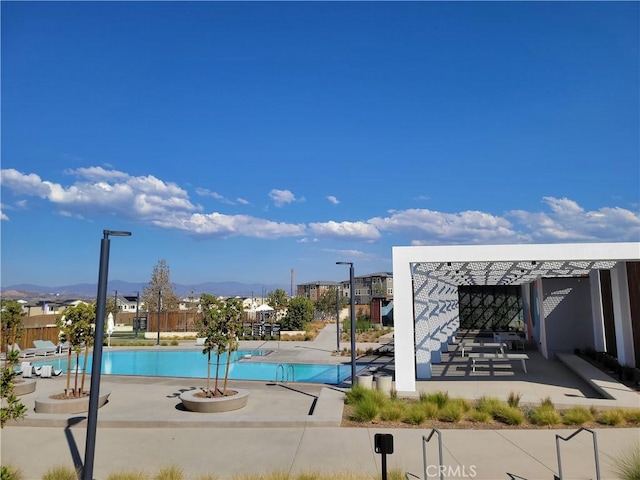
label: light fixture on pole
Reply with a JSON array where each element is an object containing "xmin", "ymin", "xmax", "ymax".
[
  {"xmin": 336, "ymin": 261, "xmax": 356, "ymax": 384},
  {"xmin": 83, "ymin": 229, "xmax": 131, "ymax": 480}
]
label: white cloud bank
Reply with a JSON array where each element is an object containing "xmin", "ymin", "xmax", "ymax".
[{"xmin": 2, "ymin": 167, "xmax": 638, "ymax": 244}]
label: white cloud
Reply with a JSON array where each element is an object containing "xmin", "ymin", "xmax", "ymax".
[
  {"xmin": 0, "ymin": 208, "xmax": 8, "ymax": 221},
  {"xmin": 66, "ymin": 166, "xmax": 129, "ymax": 181},
  {"xmin": 269, "ymin": 189, "xmax": 297, "ymax": 207},
  {"xmin": 236, "ymin": 198, "xmax": 249, "ymax": 205},
  {"xmin": 506, "ymin": 196, "xmax": 640, "ymax": 242},
  {"xmin": 196, "ymin": 188, "xmax": 237, "ymax": 205},
  {"xmin": 309, "ymin": 221, "xmax": 381, "ymax": 240},
  {"xmin": 369, "ymin": 208, "xmax": 523, "ymax": 244},
  {"xmin": 152, "ymin": 212, "xmax": 306, "ymax": 239},
  {"xmin": 1, "ymin": 168, "xmax": 198, "ymax": 221},
  {"xmin": 327, "ymin": 195, "xmax": 340, "ymax": 205}
]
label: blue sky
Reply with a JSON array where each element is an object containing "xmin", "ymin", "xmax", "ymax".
[{"xmin": 2, "ymin": 1, "xmax": 639, "ymax": 289}]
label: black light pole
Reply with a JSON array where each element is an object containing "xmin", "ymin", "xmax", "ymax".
[
  {"xmin": 83, "ymin": 230, "xmax": 131, "ymax": 480},
  {"xmin": 113, "ymin": 290, "xmax": 118, "ymax": 324},
  {"xmin": 156, "ymin": 290, "xmax": 162, "ymax": 346},
  {"xmin": 336, "ymin": 262, "xmax": 356, "ymax": 384},
  {"xmin": 134, "ymin": 291, "xmax": 140, "ymax": 338},
  {"xmin": 335, "ymin": 288, "xmax": 340, "ymax": 353}
]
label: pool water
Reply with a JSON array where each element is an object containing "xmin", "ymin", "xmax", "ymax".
[{"xmin": 34, "ymin": 349, "xmax": 357, "ymax": 384}]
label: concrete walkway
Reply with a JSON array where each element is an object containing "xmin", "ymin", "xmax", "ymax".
[{"xmin": 2, "ymin": 324, "xmax": 639, "ymax": 479}]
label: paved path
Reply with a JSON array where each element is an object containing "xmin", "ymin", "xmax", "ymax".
[{"xmin": 2, "ymin": 325, "xmax": 639, "ymax": 479}]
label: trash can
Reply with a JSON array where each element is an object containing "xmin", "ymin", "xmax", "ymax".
[
  {"xmin": 355, "ymin": 373, "xmax": 373, "ymax": 389},
  {"xmin": 375, "ymin": 373, "xmax": 393, "ymax": 395}
]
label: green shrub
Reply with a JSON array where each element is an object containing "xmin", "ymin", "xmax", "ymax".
[
  {"xmin": 0, "ymin": 465, "xmax": 22, "ymax": 480},
  {"xmin": 42, "ymin": 466, "xmax": 79, "ymax": 480},
  {"xmin": 529, "ymin": 406, "xmax": 561, "ymax": 426},
  {"xmin": 345, "ymin": 386, "xmax": 367, "ymax": 405},
  {"xmin": 596, "ymin": 409, "xmax": 625, "ymax": 426},
  {"xmin": 170, "ymin": 340, "xmax": 179, "ymax": 346},
  {"xmin": 476, "ymin": 396, "xmax": 504, "ymax": 415},
  {"xmin": 507, "ymin": 391, "xmax": 522, "ymax": 408},
  {"xmin": 419, "ymin": 391, "xmax": 449, "ymax": 408},
  {"xmin": 467, "ymin": 409, "xmax": 492, "ymax": 423},
  {"xmin": 438, "ymin": 402, "xmax": 464, "ymax": 423},
  {"xmin": 539, "ymin": 397, "xmax": 554, "ymax": 409},
  {"xmin": 561, "ymin": 406, "xmax": 593, "ymax": 426},
  {"xmin": 107, "ymin": 472, "xmax": 150, "ymax": 480},
  {"xmin": 492, "ymin": 404, "xmax": 525, "ymax": 425},
  {"xmin": 351, "ymin": 397, "xmax": 380, "ymax": 422},
  {"xmin": 612, "ymin": 443, "xmax": 640, "ymax": 480},
  {"xmin": 379, "ymin": 401, "xmax": 406, "ymax": 422},
  {"xmin": 622, "ymin": 409, "xmax": 640, "ymax": 424},
  {"xmin": 403, "ymin": 403, "xmax": 428, "ymax": 425},
  {"xmin": 155, "ymin": 465, "xmax": 184, "ymax": 480}
]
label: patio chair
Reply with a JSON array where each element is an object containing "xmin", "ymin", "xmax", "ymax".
[
  {"xmin": 39, "ymin": 365, "xmax": 53, "ymax": 378},
  {"xmin": 32, "ymin": 340, "xmax": 59, "ymax": 356},
  {"xmin": 20, "ymin": 361, "xmax": 34, "ymax": 378},
  {"xmin": 10, "ymin": 343, "xmax": 39, "ymax": 358}
]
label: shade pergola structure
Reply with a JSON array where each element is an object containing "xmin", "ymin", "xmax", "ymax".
[{"xmin": 392, "ymin": 242, "xmax": 640, "ymax": 392}]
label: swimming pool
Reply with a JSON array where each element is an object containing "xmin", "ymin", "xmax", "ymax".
[{"xmin": 34, "ymin": 350, "xmax": 358, "ymax": 384}]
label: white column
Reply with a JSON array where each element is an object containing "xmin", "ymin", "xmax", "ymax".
[
  {"xmin": 610, "ymin": 262, "xmax": 635, "ymax": 367},
  {"xmin": 392, "ymin": 251, "xmax": 417, "ymax": 391},
  {"xmin": 589, "ymin": 269, "xmax": 606, "ymax": 352}
]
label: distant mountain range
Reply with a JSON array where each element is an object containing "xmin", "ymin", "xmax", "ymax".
[{"xmin": 1, "ymin": 280, "xmax": 292, "ymax": 300}]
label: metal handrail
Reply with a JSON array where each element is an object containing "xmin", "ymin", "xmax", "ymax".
[
  {"xmin": 556, "ymin": 427, "xmax": 600, "ymax": 480},
  {"xmin": 275, "ymin": 364, "xmax": 295, "ymax": 383},
  {"xmin": 423, "ymin": 428, "xmax": 444, "ymax": 480}
]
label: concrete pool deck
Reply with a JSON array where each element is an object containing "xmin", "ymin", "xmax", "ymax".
[{"xmin": 2, "ymin": 324, "xmax": 639, "ymax": 479}]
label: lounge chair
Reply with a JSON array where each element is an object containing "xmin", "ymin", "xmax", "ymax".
[
  {"xmin": 195, "ymin": 337, "xmax": 206, "ymax": 346},
  {"xmin": 32, "ymin": 340, "xmax": 59, "ymax": 356},
  {"xmin": 10, "ymin": 343, "xmax": 39, "ymax": 358},
  {"xmin": 38, "ymin": 365, "xmax": 62, "ymax": 378},
  {"xmin": 20, "ymin": 361, "xmax": 34, "ymax": 378}
]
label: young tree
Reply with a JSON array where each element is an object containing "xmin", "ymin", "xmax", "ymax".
[
  {"xmin": 1, "ymin": 300, "xmax": 27, "ymax": 426},
  {"xmin": 267, "ymin": 289, "xmax": 289, "ymax": 321},
  {"xmin": 142, "ymin": 259, "xmax": 179, "ymax": 313},
  {"xmin": 56, "ymin": 303, "xmax": 95, "ymax": 397},
  {"xmin": 197, "ymin": 295, "xmax": 243, "ymax": 397},
  {"xmin": 316, "ymin": 288, "xmax": 348, "ymax": 320},
  {"xmin": 281, "ymin": 297, "xmax": 314, "ymax": 331}
]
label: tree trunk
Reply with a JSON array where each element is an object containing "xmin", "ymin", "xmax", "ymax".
[
  {"xmin": 206, "ymin": 350, "xmax": 211, "ymax": 397},
  {"xmin": 222, "ymin": 326, "xmax": 235, "ymax": 395},
  {"xmin": 65, "ymin": 349, "xmax": 72, "ymax": 397},
  {"xmin": 80, "ymin": 343, "xmax": 90, "ymax": 395},
  {"xmin": 73, "ymin": 353, "xmax": 80, "ymax": 397},
  {"xmin": 214, "ymin": 352, "xmax": 220, "ymax": 396}
]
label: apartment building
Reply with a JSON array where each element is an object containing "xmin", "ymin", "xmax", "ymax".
[
  {"xmin": 339, "ymin": 271, "xmax": 393, "ymax": 305},
  {"xmin": 296, "ymin": 281, "xmax": 341, "ymax": 302}
]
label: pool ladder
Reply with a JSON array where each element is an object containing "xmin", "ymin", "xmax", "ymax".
[{"xmin": 275, "ymin": 364, "xmax": 295, "ymax": 383}]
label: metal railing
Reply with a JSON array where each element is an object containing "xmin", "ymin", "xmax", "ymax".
[
  {"xmin": 556, "ymin": 427, "xmax": 600, "ymax": 480},
  {"xmin": 406, "ymin": 428, "xmax": 444, "ymax": 480},
  {"xmin": 275, "ymin": 364, "xmax": 295, "ymax": 383}
]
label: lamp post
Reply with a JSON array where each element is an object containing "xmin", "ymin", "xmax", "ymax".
[
  {"xmin": 134, "ymin": 291, "xmax": 140, "ymax": 338},
  {"xmin": 336, "ymin": 261, "xmax": 356, "ymax": 384},
  {"xmin": 113, "ymin": 290, "xmax": 118, "ymax": 324},
  {"xmin": 83, "ymin": 230, "xmax": 131, "ymax": 480},
  {"xmin": 335, "ymin": 288, "xmax": 340, "ymax": 353}
]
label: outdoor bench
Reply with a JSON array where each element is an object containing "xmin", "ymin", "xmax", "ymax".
[{"xmin": 466, "ymin": 352, "xmax": 530, "ymax": 374}]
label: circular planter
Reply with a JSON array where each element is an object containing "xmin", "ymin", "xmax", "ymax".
[
  {"xmin": 180, "ymin": 388, "xmax": 249, "ymax": 413},
  {"xmin": 13, "ymin": 378, "xmax": 37, "ymax": 396},
  {"xmin": 34, "ymin": 390, "xmax": 111, "ymax": 414},
  {"xmin": 355, "ymin": 373, "xmax": 373, "ymax": 389},
  {"xmin": 375, "ymin": 373, "xmax": 393, "ymax": 395}
]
